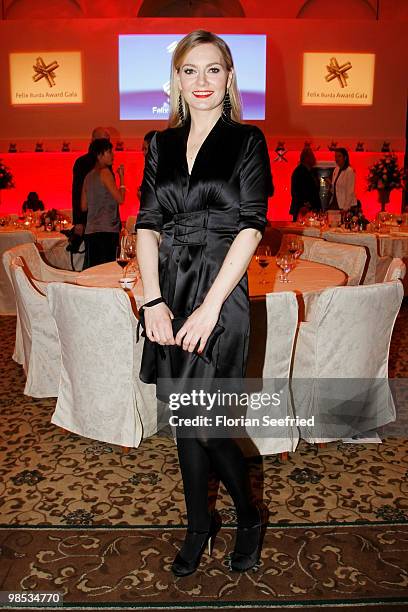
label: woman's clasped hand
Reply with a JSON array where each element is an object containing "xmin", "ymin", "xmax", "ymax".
[
  {"xmin": 143, "ymin": 302, "xmax": 175, "ymax": 345},
  {"xmin": 175, "ymin": 302, "xmax": 220, "ymax": 354},
  {"xmin": 143, "ymin": 300, "xmax": 220, "ymax": 355}
]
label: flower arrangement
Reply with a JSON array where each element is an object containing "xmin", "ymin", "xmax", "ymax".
[
  {"xmin": 39, "ymin": 208, "xmax": 61, "ymax": 229},
  {"xmin": 0, "ymin": 160, "xmax": 15, "ymax": 190},
  {"xmin": 367, "ymin": 154, "xmax": 405, "ymax": 192},
  {"xmin": 345, "ymin": 204, "xmax": 369, "ymax": 230}
]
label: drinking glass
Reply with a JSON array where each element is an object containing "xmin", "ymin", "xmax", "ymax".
[
  {"xmin": 116, "ymin": 246, "xmax": 130, "ymax": 274},
  {"xmin": 287, "ymin": 238, "xmax": 303, "ymax": 260},
  {"xmin": 276, "ymin": 253, "xmax": 295, "ymax": 283},
  {"xmin": 124, "ymin": 234, "xmax": 137, "ymax": 261},
  {"xmin": 255, "ymin": 245, "xmax": 271, "ymax": 285}
]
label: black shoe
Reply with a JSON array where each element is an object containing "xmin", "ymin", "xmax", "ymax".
[
  {"xmin": 171, "ymin": 512, "xmax": 221, "ymax": 577},
  {"xmin": 230, "ymin": 508, "xmax": 267, "ymax": 572}
]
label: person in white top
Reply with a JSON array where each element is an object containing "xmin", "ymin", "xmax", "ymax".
[{"xmin": 328, "ymin": 148, "xmax": 357, "ymax": 210}]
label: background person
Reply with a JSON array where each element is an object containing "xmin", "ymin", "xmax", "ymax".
[
  {"xmin": 327, "ymin": 147, "xmax": 357, "ymax": 210},
  {"xmin": 80, "ymin": 138, "xmax": 125, "ymax": 268},
  {"xmin": 22, "ymin": 191, "xmax": 44, "ymax": 213},
  {"xmin": 72, "ymin": 127, "xmax": 110, "ymax": 267},
  {"xmin": 289, "ymin": 147, "xmax": 321, "ymax": 221}
]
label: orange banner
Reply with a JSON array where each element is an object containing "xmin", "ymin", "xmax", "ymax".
[
  {"xmin": 302, "ymin": 52, "xmax": 375, "ymax": 106},
  {"xmin": 10, "ymin": 51, "xmax": 83, "ymax": 105}
]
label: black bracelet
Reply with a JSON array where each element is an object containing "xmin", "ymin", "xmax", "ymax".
[{"xmin": 142, "ymin": 297, "xmax": 165, "ymax": 309}]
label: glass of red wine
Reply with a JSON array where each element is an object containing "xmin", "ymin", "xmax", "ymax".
[
  {"xmin": 255, "ymin": 245, "xmax": 271, "ymax": 285},
  {"xmin": 116, "ymin": 246, "xmax": 130, "ymax": 274}
]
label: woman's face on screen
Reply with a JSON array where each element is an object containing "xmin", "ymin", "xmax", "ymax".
[{"xmin": 177, "ymin": 43, "xmax": 232, "ymax": 115}]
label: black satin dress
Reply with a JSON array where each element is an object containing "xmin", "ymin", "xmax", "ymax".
[{"xmin": 135, "ymin": 115, "xmax": 272, "ymax": 390}]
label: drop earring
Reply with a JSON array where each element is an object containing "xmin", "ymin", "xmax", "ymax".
[
  {"xmin": 222, "ymin": 89, "xmax": 232, "ymax": 119},
  {"xmin": 178, "ymin": 93, "xmax": 185, "ymax": 124}
]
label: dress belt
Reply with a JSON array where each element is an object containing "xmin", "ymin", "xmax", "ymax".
[
  {"xmin": 171, "ymin": 210, "xmax": 208, "ymax": 247},
  {"xmin": 166, "ymin": 210, "xmax": 237, "ymax": 247}
]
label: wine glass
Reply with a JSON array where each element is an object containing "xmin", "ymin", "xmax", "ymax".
[
  {"xmin": 116, "ymin": 246, "xmax": 130, "ymax": 274},
  {"xmin": 124, "ymin": 234, "xmax": 139, "ymax": 277},
  {"xmin": 255, "ymin": 245, "xmax": 271, "ymax": 285},
  {"xmin": 276, "ymin": 253, "xmax": 295, "ymax": 283},
  {"xmin": 287, "ymin": 238, "xmax": 303, "ymax": 260},
  {"xmin": 396, "ymin": 216, "xmax": 403, "ymax": 232},
  {"xmin": 124, "ymin": 234, "xmax": 136, "ymax": 260}
]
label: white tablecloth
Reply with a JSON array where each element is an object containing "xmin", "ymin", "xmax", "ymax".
[
  {"xmin": 378, "ymin": 233, "xmax": 408, "ymax": 258},
  {"xmin": 0, "ymin": 226, "xmax": 62, "ymax": 243},
  {"xmin": 319, "ymin": 227, "xmax": 408, "ymax": 259},
  {"xmin": 273, "ymin": 223, "xmax": 408, "ymax": 259}
]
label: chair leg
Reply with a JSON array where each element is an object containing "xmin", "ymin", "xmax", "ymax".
[
  {"xmin": 280, "ymin": 451, "xmax": 288, "ymax": 461},
  {"xmin": 122, "ymin": 446, "xmax": 130, "ymax": 454}
]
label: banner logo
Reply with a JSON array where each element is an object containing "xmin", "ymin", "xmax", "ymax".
[
  {"xmin": 32, "ymin": 57, "xmax": 60, "ymax": 88},
  {"xmin": 325, "ymin": 57, "xmax": 352, "ymax": 88}
]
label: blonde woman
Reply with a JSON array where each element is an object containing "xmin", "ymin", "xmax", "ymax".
[{"xmin": 136, "ymin": 30, "xmax": 273, "ymax": 576}]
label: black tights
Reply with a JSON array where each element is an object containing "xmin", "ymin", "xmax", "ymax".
[{"xmin": 176, "ymin": 434, "xmax": 257, "ymax": 532}]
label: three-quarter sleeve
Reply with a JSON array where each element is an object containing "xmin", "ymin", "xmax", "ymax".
[
  {"xmin": 135, "ymin": 133, "xmax": 163, "ymax": 232},
  {"xmin": 238, "ymin": 128, "xmax": 273, "ymax": 234}
]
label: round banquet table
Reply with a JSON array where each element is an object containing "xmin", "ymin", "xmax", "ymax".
[
  {"xmin": 0, "ymin": 225, "xmax": 63, "ymax": 244},
  {"xmin": 0, "ymin": 225, "xmax": 84, "ymax": 271},
  {"xmin": 77, "ymin": 257, "xmax": 347, "ymax": 319}
]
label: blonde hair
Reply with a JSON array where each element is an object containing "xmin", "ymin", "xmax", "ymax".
[{"xmin": 168, "ymin": 30, "xmax": 242, "ymax": 128}]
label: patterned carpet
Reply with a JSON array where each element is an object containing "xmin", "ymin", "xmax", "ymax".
[
  {"xmin": 1, "ymin": 302, "xmax": 408, "ymax": 608},
  {"xmin": 1, "ymin": 524, "xmax": 408, "ymax": 608}
]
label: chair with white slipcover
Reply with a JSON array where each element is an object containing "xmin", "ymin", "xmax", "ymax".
[
  {"xmin": 3, "ymin": 242, "xmax": 77, "ymax": 364},
  {"xmin": 322, "ymin": 230, "xmax": 391, "ymax": 284},
  {"xmin": 246, "ymin": 291, "xmax": 299, "ymax": 456},
  {"xmin": 40, "ymin": 238, "xmax": 85, "ymax": 272},
  {"xmin": 47, "ymin": 283, "xmax": 158, "ymax": 448},
  {"xmin": 9, "ymin": 261, "xmax": 60, "ymax": 398},
  {"xmin": 0, "ymin": 231, "xmax": 36, "ymax": 315},
  {"xmin": 384, "ymin": 258, "xmax": 406, "ymax": 282},
  {"xmin": 306, "ymin": 240, "xmax": 367, "ymax": 286},
  {"xmin": 291, "ymin": 281, "xmax": 403, "ymax": 444},
  {"xmin": 3, "ymin": 242, "xmax": 78, "ymax": 282}
]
